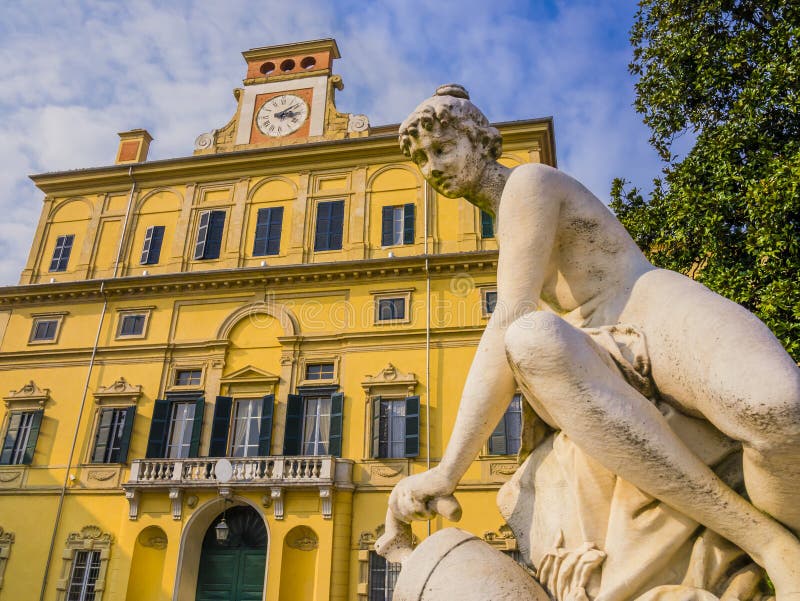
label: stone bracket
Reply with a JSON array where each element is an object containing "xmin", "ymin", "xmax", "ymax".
[
  {"xmin": 169, "ymin": 488, "xmax": 183, "ymax": 520},
  {"xmin": 320, "ymin": 486, "xmax": 333, "ymax": 519},
  {"xmin": 124, "ymin": 489, "xmax": 140, "ymax": 520},
  {"xmin": 271, "ymin": 487, "xmax": 284, "ymax": 520}
]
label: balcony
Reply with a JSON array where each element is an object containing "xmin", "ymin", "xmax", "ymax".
[{"xmin": 123, "ymin": 456, "xmax": 353, "ymax": 521}]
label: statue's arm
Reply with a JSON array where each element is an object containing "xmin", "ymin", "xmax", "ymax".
[{"xmin": 436, "ymin": 166, "xmax": 563, "ymax": 486}]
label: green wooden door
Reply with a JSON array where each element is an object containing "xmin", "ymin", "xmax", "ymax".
[{"xmin": 196, "ymin": 506, "xmax": 267, "ymax": 601}]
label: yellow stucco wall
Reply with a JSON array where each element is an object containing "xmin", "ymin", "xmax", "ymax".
[{"xmin": 1, "ymin": 71, "xmax": 555, "ymax": 600}]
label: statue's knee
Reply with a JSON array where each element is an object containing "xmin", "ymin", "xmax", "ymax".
[
  {"xmin": 741, "ymin": 372, "xmax": 800, "ymax": 453},
  {"xmin": 505, "ymin": 312, "xmax": 573, "ymax": 370}
]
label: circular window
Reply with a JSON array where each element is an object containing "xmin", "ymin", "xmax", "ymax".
[
  {"xmin": 260, "ymin": 62, "xmax": 275, "ymax": 75},
  {"xmin": 300, "ymin": 56, "xmax": 316, "ymax": 70},
  {"xmin": 280, "ymin": 59, "xmax": 295, "ymax": 72}
]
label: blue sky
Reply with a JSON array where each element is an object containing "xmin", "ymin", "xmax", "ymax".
[{"xmin": 0, "ymin": 0, "xmax": 663, "ymax": 286}]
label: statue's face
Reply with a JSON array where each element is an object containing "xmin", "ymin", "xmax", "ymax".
[{"xmin": 408, "ymin": 125, "xmax": 486, "ymax": 199}]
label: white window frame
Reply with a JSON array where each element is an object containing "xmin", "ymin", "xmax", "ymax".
[
  {"xmin": 165, "ymin": 402, "xmax": 196, "ymax": 459},
  {"xmin": 229, "ymin": 397, "xmax": 263, "ymax": 458},
  {"xmin": 302, "ymin": 395, "xmax": 332, "ymax": 456}
]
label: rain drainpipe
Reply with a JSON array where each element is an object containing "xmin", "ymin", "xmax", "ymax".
[
  {"xmin": 113, "ymin": 166, "xmax": 137, "ymax": 278},
  {"xmin": 39, "ymin": 281, "xmax": 109, "ymax": 601},
  {"xmin": 424, "ymin": 181, "xmax": 432, "ymax": 537}
]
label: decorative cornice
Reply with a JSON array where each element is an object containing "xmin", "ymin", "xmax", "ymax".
[
  {"xmin": 28, "ymin": 119, "xmax": 554, "ymax": 196},
  {"xmin": 0, "ymin": 251, "xmax": 498, "ymax": 309},
  {"xmin": 3, "ymin": 381, "xmax": 50, "ymax": 407}
]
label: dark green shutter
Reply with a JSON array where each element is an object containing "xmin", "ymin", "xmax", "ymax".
[
  {"xmin": 22, "ymin": 410, "xmax": 43, "ymax": 465},
  {"xmin": 208, "ymin": 396, "xmax": 233, "ymax": 457},
  {"xmin": 371, "ymin": 396, "xmax": 381, "ymax": 458},
  {"xmin": 257, "ymin": 395, "xmax": 275, "ymax": 455},
  {"xmin": 381, "ymin": 206, "xmax": 394, "ymax": 246},
  {"xmin": 146, "ymin": 399, "xmax": 171, "ymax": 458},
  {"xmin": 283, "ymin": 394, "xmax": 303, "ymax": 455},
  {"xmin": 117, "ymin": 406, "xmax": 136, "ymax": 464},
  {"xmin": 328, "ymin": 392, "xmax": 344, "ymax": 457},
  {"xmin": 480, "ymin": 210, "xmax": 495, "ymax": 238},
  {"xmin": 404, "ymin": 396, "xmax": 420, "ymax": 457},
  {"xmin": 403, "ymin": 204, "xmax": 415, "ymax": 244},
  {"xmin": 188, "ymin": 397, "xmax": 205, "ymax": 458}
]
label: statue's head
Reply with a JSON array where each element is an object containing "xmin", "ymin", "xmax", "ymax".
[{"xmin": 399, "ymin": 85, "xmax": 502, "ymax": 198}]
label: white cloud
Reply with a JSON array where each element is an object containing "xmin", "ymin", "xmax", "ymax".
[{"xmin": 0, "ymin": 0, "xmax": 662, "ymax": 285}]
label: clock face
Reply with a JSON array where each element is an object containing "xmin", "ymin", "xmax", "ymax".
[{"xmin": 255, "ymin": 94, "xmax": 309, "ymax": 137}]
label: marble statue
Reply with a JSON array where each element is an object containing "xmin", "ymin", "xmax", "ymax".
[{"xmin": 375, "ymin": 84, "xmax": 800, "ymax": 601}]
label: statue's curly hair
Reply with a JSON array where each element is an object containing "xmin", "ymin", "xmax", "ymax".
[{"xmin": 399, "ymin": 84, "xmax": 502, "ymax": 160}]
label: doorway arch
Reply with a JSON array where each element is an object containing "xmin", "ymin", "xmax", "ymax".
[
  {"xmin": 196, "ymin": 505, "xmax": 267, "ymax": 601},
  {"xmin": 173, "ymin": 497, "xmax": 269, "ymax": 601}
]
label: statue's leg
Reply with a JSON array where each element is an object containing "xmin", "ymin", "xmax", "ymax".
[
  {"xmin": 504, "ymin": 311, "xmax": 800, "ymax": 599},
  {"xmin": 624, "ymin": 269, "xmax": 800, "ymax": 535}
]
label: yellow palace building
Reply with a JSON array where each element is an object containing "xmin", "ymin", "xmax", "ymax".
[{"xmin": 0, "ymin": 39, "xmax": 555, "ymax": 601}]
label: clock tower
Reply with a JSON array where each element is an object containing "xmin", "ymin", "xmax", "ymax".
[{"xmin": 194, "ymin": 38, "xmax": 370, "ymax": 154}]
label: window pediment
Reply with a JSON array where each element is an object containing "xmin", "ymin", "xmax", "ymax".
[
  {"xmin": 3, "ymin": 380, "xmax": 50, "ymax": 409},
  {"xmin": 220, "ymin": 365, "xmax": 280, "ymax": 385},
  {"xmin": 361, "ymin": 364, "xmax": 418, "ymax": 397},
  {"xmin": 93, "ymin": 377, "xmax": 142, "ymax": 406}
]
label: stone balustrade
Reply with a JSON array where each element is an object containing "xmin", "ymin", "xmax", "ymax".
[{"xmin": 123, "ymin": 456, "xmax": 353, "ymax": 521}]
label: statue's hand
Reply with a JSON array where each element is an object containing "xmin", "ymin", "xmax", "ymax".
[
  {"xmin": 375, "ymin": 468, "xmax": 462, "ymax": 563},
  {"xmin": 388, "ymin": 467, "xmax": 462, "ymax": 523}
]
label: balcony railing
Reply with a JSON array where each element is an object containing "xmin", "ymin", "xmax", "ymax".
[
  {"xmin": 128, "ymin": 455, "xmax": 334, "ymax": 485},
  {"xmin": 123, "ymin": 455, "xmax": 353, "ymax": 521}
]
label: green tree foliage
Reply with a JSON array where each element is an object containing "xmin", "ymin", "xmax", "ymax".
[{"xmin": 611, "ymin": 0, "xmax": 800, "ymax": 359}]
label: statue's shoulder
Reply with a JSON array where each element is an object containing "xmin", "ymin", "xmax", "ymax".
[{"xmin": 504, "ymin": 163, "xmax": 568, "ymax": 200}]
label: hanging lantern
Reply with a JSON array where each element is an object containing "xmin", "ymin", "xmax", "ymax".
[{"xmin": 215, "ymin": 516, "xmax": 229, "ymax": 543}]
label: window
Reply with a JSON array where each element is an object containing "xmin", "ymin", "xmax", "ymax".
[
  {"xmin": 483, "ymin": 289, "xmax": 498, "ymax": 316},
  {"xmin": 283, "ymin": 392, "xmax": 344, "ymax": 456},
  {"xmin": 305, "ymin": 363, "xmax": 334, "ymax": 380},
  {"xmin": 66, "ymin": 550, "xmax": 101, "ymax": 601},
  {"xmin": 165, "ymin": 402, "xmax": 196, "ymax": 459},
  {"xmin": 31, "ymin": 318, "xmax": 59, "ymax": 342},
  {"xmin": 49, "ymin": 234, "xmax": 74, "ymax": 272},
  {"xmin": 371, "ymin": 396, "xmax": 420, "ymax": 458},
  {"xmin": 314, "ymin": 200, "xmax": 344, "ymax": 251},
  {"xmin": 145, "ymin": 396, "xmax": 205, "ymax": 459},
  {"xmin": 302, "ymin": 396, "xmax": 331, "ymax": 455},
  {"xmin": 208, "ymin": 395, "xmax": 274, "ymax": 457},
  {"xmin": 480, "ymin": 210, "xmax": 495, "ymax": 238},
  {"xmin": 140, "ymin": 225, "xmax": 165, "ymax": 265},
  {"xmin": 91, "ymin": 407, "xmax": 135, "ymax": 463},
  {"xmin": 369, "ymin": 551, "xmax": 401, "ymax": 601},
  {"xmin": 377, "ymin": 298, "xmax": 406, "ymax": 322},
  {"xmin": 194, "ymin": 210, "xmax": 226, "ymax": 260},
  {"xmin": 174, "ymin": 369, "xmax": 202, "ymax": 386},
  {"xmin": 117, "ymin": 313, "xmax": 146, "ymax": 338},
  {"xmin": 56, "ymin": 526, "xmax": 112, "ymax": 601},
  {"xmin": 488, "ymin": 394, "xmax": 523, "ymax": 455},
  {"xmin": 381, "ymin": 204, "xmax": 414, "ymax": 246},
  {"xmin": 253, "ymin": 207, "xmax": 284, "ymax": 256},
  {"xmin": 0, "ymin": 410, "xmax": 43, "ymax": 465}
]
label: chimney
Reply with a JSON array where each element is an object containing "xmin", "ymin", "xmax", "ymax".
[{"xmin": 115, "ymin": 129, "xmax": 153, "ymax": 164}]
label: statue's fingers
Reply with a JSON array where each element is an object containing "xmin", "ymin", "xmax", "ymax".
[{"xmin": 430, "ymin": 494, "xmax": 462, "ymax": 521}]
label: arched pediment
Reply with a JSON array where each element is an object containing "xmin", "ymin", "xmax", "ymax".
[{"xmin": 217, "ymin": 301, "xmax": 299, "ymax": 339}]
